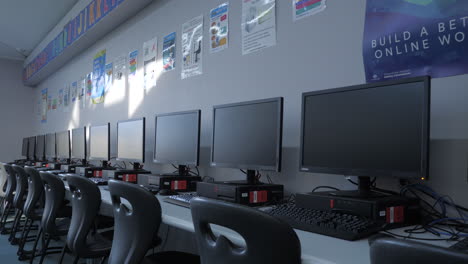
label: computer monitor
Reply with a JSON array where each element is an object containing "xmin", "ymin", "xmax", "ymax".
[
  {"xmin": 300, "ymin": 76, "xmax": 430, "ymax": 197},
  {"xmin": 153, "ymin": 110, "xmax": 201, "ymax": 175},
  {"xmin": 56, "ymin": 130, "xmax": 71, "ymax": 160},
  {"xmin": 35, "ymin": 135, "xmax": 46, "ymax": 161},
  {"xmin": 89, "ymin": 123, "xmax": 110, "ymax": 162},
  {"xmin": 27, "ymin": 137, "xmax": 36, "ymax": 161},
  {"xmin": 211, "ymin": 98, "xmax": 283, "ymax": 184},
  {"xmin": 21, "ymin": 138, "xmax": 28, "ymax": 158},
  {"xmin": 117, "ymin": 118, "xmax": 145, "ymax": 167},
  {"xmin": 45, "ymin": 133, "xmax": 56, "ymax": 160},
  {"xmin": 71, "ymin": 127, "xmax": 87, "ymax": 162}
]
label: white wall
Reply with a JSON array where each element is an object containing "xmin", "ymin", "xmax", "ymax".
[
  {"xmin": 0, "ymin": 59, "xmax": 34, "ymax": 161},
  {"xmin": 30, "ymin": 0, "xmax": 468, "ymax": 206}
]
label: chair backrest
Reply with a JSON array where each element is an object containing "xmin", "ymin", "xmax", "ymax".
[
  {"xmin": 191, "ymin": 197, "xmax": 301, "ymax": 264},
  {"xmin": 66, "ymin": 175, "xmax": 102, "ymax": 257},
  {"xmin": 12, "ymin": 165, "xmax": 28, "ymax": 209},
  {"xmin": 39, "ymin": 172, "xmax": 65, "ymax": 234},
  {"xmin": 0, "ymin": 163, "xmax": 8, "ymax": 197},
  {"xmin": 3, "ymin": 164, "xmax": 16, "ymax": 202},
  {"xmin": 23, "ymin": 167, "xmax": 44, "ymax": 217},
  {"xmin": 107, "ymin": 180, "xmax": 162, "ymax": 264},
  {"xmin": 370, "ymin": 237, "xmax": 468, "ymax": 264}
]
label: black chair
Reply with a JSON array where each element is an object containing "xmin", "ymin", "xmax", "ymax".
[
  {"xmin": 0, "ymin": 164, "xmax": 17, "ymax": 232},
  {"xmin": 370, "ymin": 237, "xmax": 468, "ymax": 264},
  {"xmin": 9, "ymin": 165, "xmax": 29, "ymax": 244},
  {"xmin": 0, "ymin": 163, "xmax": 8, "ymax": 207},
  {"xmin": 191, "ymin": 197, "xmax": 301, "ymax": 264},
  {"xmin": 32, "ymin": 172, "xmax": 70, "ymax": 264},
  {"xmin": 61, "ymin": 175, "xmax": 111, "ymax": 264},
  {"xmin": 16, "ymin": 167, "xmax": 45, "ymax": 260},
  {"xmin": 107, "ymin": 180, "xmax": 199, "ymax": 264}
]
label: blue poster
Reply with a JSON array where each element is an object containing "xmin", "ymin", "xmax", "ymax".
[
  {"xmin": 92, "ymin": 50, "xmax": 106, "ymax": 104},
  {"xmin": 363, "ymin": 0, "xmax": 468, "ymax": 82}
]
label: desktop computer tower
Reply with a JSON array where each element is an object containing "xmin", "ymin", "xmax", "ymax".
[
  {"xmin": 197, "ymin": 182, "xmax": 284, "ymax": 206},
  {"xmin": 139, "ymin": 174, "xmax": 201, "ymax": 192}
]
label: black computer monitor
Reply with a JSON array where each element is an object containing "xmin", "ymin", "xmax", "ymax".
[
  {"xmin": 211, "ymin": 98, "xmax": 283, "ymax": 184},
  {"xmin": 300, "ymin": 76, "xmax": 430, "ymax": 197},
  {"xmin": 45, "ymin": 133, "xmax": 56, "ymax": 160},
  {"xmin": 27, "ymin": 137, "xmax": 36, "ymax": 161},
  {"xmin": 21, "ymin": 138, "xmax": 28, "ymax": 158},
  {"xmin": 35, "ymin": 135, "xmax": 46, "ymax": 161},
  {"xmin": 153, "ymin": 110, "xmax": 200, "ymax": 175},
  {"xmin": 56, "ymin": 130, "xmax": 71, "ymax": 160},
  {"xmin": 117, "ymin": 118, "xmax": 145, "ymax": 167},
  {"xmin": 71, "ymin": 127, "xmax": 87, "ymax": 162},
  {"xmin": 89, "ymin": 123, "xmax": 110, "ymax": 163}
]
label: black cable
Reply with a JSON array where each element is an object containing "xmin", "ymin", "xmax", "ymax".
[
  {"xmin": 240, "ymin": 169, "xmax": 247, "ymax": 174},
  {"xmin": 312, "ymin": 186, "xmax": 340, "ymax": 192},
  {"xmin": 172, "ymin": 164, "xmax": 178, "ymax": 170},
  {"xmin": 382, "ymin": 231, "xmax": 456, "ymax": 241}
]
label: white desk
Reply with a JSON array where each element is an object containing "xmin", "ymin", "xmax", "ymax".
[{"xmin": 65, "ymin": 185, "xmax": 455, "ymax": 264}]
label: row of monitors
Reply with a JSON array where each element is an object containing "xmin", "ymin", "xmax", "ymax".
[{"xmin": 22, "ymin": 76, "xmax": 430, "ymax": 180}]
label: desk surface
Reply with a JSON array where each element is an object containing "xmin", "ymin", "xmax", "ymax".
[{"xmin": 64, "ymin": 185, "xmax": 456, "ymax": 264}]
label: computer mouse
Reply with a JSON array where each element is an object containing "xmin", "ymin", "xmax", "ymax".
[{"xmin": 158, "ymin": 189, "xmax": 178, "ymax": 196}]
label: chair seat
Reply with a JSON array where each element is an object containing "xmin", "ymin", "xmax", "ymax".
[
  {"xmin": 53, "ymin": 218, "xmax": 71, "ymax": 236},
  {"xmin": 145, "ymin": 251, "xmax": 200, "ymax": 264},
  {"xmin": 26, "ymin": 208, "xmax": 44, "ymax": 220}
]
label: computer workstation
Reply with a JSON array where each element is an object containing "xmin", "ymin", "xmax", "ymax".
[{"xmin": 61, "ymin": 127, "xmax": 88, "ymax": 173}]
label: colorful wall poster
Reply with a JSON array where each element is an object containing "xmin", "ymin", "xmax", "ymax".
[
  {"xmin": 162, "ymin": 32, "xmax": 176, "ymax": 72},
  {"xmin": 143, "ymin": 37, "xmax": 158, "ymax": 91},
  {"xmin": 105, "ymin": 63, "xmax": 113, "ymax": 93},
  {"xmin": 182, "ymin": 15, "xmax": 204, "ymax": 79},
  {"xmin": 58, "ymin": 89, "xmax": 64, "ymax": 107},
  {"xmin": 364, "ymin": 0, "xmax": 468, "ymax": 82},
  {"xmin": 41, "ymin": 88, "xmax": 47, "ymax": 123},
  {"xmin": 242, "ymin": 0, "xmax": 276, "ymax": 55},
  {"xmin": 128, "ymin": 50, "xmax": 138, "ymax": 78},
  {"xmin": 71, "ymin": 81, "xmax": 78, "ymax": 102},
  {"xmin": 78, "ymin": 77, "xmax": 86, "ymax": 109},
  {"xmin": 63, "ymin": 85, "xmax": 70, "ymax": 112},
  {"xmin": 293, "ymin": 0, "xmax": 326, "ymax": 21},
  {"xmin": 210, "ymin": 3, "xmax": 229, "ymax": 53},
  {"xmin": 92, "ymin": 50, "xmax": 106, "ymax": 104},
  {"xmin": 47, "ymin": 95, "xmax": 52, "ymax": 110},
  {"xmin": 86, "ymin": 73, "xmax": 93, "ymax": 96},
  {"xmin": 114, "ymin": 54, "xmax": 126, "ymax": 80}
]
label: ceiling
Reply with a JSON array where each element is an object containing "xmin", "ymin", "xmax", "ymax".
[{"xmin": 0, "ymin": 0, "xmax": 79, "ymax": 61}]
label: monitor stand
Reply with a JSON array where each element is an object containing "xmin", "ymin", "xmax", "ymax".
[
  {"xmin": 328, "ymin": 176, "xmax": 388, "ymax": 199},
  {"xmin": 224, "ymin": 170, "xmax": 262, "ymax": 185}
]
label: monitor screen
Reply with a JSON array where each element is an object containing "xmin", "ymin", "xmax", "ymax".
[
  {"xmin": 211, "ymin": 98, "xmax": 283, "ymax": 171},
  {"xmin": 45, "ymin": 133, "xmax": 56, "ymax": 158},
  {"xmin": 27, "ymin": 137, "xmax": 36, "ymax": 160},
  {"xmin": 21, "ymin": 138, "xmax": 28, "ymax": 157},
  {"xmin": 153, "ymin": 110, "xmax": 200, "ymax": 166},
  {"xmin": 56, "ymin": 131, "xmax": 70, "ymax": 159},
  {"xmin": 72, "ymin": 127, "xmax": 87, "ymax": 160},
  {"xmin": 300, "ymin": 76, "xmax": 430, "ymax": 179},
  {"xmin": 35, "ymin": 135, "xmax": 46, "ymax": 160},
  {"xmin": 117, "ymin": 118, "xmax": 145, "ymax": 162},
  {"xmin": 89, "ymin": 124, "xmax": 110, "ymax": 161}
]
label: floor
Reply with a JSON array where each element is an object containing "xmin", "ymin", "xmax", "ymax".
[{"xmin": 0, "ymin": 217, "xmax": 77, "ymax": 264}]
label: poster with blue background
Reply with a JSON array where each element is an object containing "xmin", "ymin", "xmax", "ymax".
[{"xmin": 363, "ymin": 0, "xmax": 468, "ymax": 82}]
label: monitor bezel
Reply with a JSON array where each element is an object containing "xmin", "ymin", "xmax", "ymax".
[
  {"xmin": 22, "ymin": 137, "xmax": 29, "ymax": 157},
  {"xmin": 35, "ymin": 135, "xmax": 46, "ymax": 161},
  {"xmin": 210, "ymin": 97, "xmax": 283, "ymax": 172},
  {"xmin": 71, "ymin": 127, "xmax": 87, "ymax": 160},
  {"xmin": 89, "ymin": 123, "xmax": 111, "ymax": 161},
  {"xmin": 27, "ymin": 136, "xmax": 36, "ymax": 160},
  {"xmin": 153, "ymin": 110, "xmax": 201, "ymax": 166},
  {"xmin": 45, "ymin": 133, "xmax": 57, "ymax": 159},
  {"xmin": 116, "ymin": 118, "xmax": 146, "ymax": 163},
  {"xmin": 56, "ymin": 130, "xmax": 71, "ymax": 159},
  {"xmin": 299, "ymin": 76, "xmax": 431, "ymax": 179}
]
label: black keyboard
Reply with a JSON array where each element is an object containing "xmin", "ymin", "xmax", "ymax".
[
  {"xmin": 89, "ymin": 177, "xmax": 108, "ymax": 185},
  {"xmin": 450, "ymin": 237, "xmax": 468, "ymax": 251},
  {"xmin": 265, "ymin": 203, "xmax": 385, "ymax": 241},
  {"xmin": 165, "ymin": 193, "xmax": 198, "ymax": 208}
]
